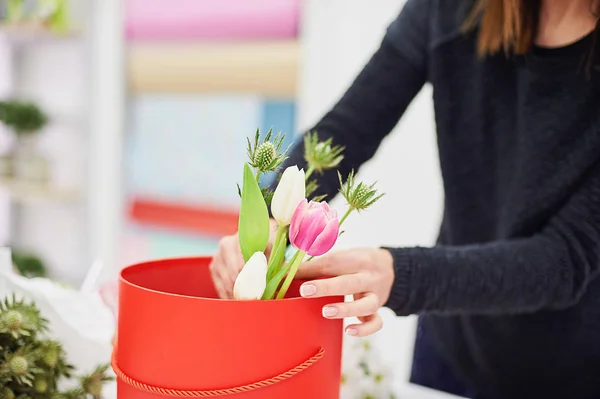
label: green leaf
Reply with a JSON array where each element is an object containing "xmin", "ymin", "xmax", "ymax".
[{"xmin": 238, "ymin": 163, "xmax": 270, "ymax": 262}]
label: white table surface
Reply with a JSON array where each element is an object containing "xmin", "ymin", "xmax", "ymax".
[
  {"xmin": 103, "ymin": 382, "xmax": 465, "ymax": 399},
  {"xmin": 399, "ymin": 384, "xmax": 465, "ymax": 399}
]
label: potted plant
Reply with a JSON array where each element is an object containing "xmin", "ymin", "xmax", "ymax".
[
  {"xmin": 11, "ymin": 249, "xmax": 48, "ymax": 278},
  {"xmin": 0, "ymin": 99, "xmax": 50, "ymax": 184}
]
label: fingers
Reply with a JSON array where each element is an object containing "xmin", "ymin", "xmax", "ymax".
[
  {"xmin": 221, "ymin": 240, "xmax": 245, "ymax": 274},
  {"xmin": 213, "ymin": 274, "xmax": 228, "ymax": 299},
  {"xmin": 318, "ymin": 292, "xmax": 383, "ymax": 337},
  {"xmin": 346, "ymin": 313, "xmax": 383, "ymax": 337},
  {"xmin": 210, "ymin": 235, "xmax": 245, "ymax": 299},
  {"xmin": 211, "ymin": 221, "xmax": 277, "ymax": 299},
  {"xmin": 300, "ymin": 273, "xmax": 372, "ymax": 298},
  {"xmin": 295, "ymin": 251, "xmax": 362, "ymax": 280},
  {"xmin": 294, "ymin": 255, "xmax": 339, "ymax": 280},
  {"xmin": 209, "ymin": 259, "xmax": 229, "ymax": 299},
  {"xmin": 321, "ymin": 292, "xmax": 379, "ymax": 319}
]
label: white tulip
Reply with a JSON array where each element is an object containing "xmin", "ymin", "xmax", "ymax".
[
  {"xmin": 233, "ymin": 252, "xmax": 268, "ymax": 300},
  {"xmin": 271, "ymin": 166, "xmax": 306, "ymax": 226}
]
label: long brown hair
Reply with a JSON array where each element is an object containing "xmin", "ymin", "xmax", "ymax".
[{"xmin": 465, "ymin": 0, "xmax": 600, "ymax": 57}]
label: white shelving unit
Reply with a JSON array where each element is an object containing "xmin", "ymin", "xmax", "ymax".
[
  {"xmin": 0, "ymin": 0, "xmax": 125, "ymax": 285},
  {"xmin": 0, "ymin": 178, "xmax": 81, "ymax": 203}
]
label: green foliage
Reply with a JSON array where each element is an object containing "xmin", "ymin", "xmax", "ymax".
[
  {"xmin": 5, "ymin": 0, "xmax": 24, "ymax": 21},
  {"xmin": 0, "ymin": 295, "xmax": 113, "ymax": 398},
  {"xmin": 338, "ymin": 170, "xmax": 384, "ymax": 212},
  {"xmin": 11, "ymin": 251, "xmax": 48, "ymax": 278},
  {"xmin": 246, "ymin": 128, "xmax": 289, "ymax": 174},
  {"xmin": 303, "ymin": 131, "xmax": 344, "ymax": 175},
  {"xmin": 238, "ymin": 163, "xmax": 270, "ymax": 262},
  {"xmin": 43, "ymin": 0, "xmax": 70, "ymax": 34},
  {"xmin": 305, "ymin": 179, "xmax": 327, "ymax": 202},
  {"xmin": 0, "ymin": 100, "xmax": 48, "ymax": 135},
  {"xmin": 0, "ymin": 296, "xmax": 48, "ymax": 340},
  {"xmin": 4, "ymin": 0, "xmax": 71, "ymax": 33}
]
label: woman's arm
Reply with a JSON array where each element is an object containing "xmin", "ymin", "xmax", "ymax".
[
  {"xmin": 293, "ymin": 161, "xmax": 600, "ymax": 335},
  {"xmin": 387, "ymin": 161, "xmax": 600, "ymax": 316},
  {"xmin": 212, "ymin": 1, "xmax": 432, "ymax": 299},
  {"xmin": 275, "ymin": 0, "xmax": 431, "ymax": 199}
]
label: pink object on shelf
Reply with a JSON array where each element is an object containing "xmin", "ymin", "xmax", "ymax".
[{"xmin": 125, "ymin": 0, "xmax": 301, "ymax": 40}]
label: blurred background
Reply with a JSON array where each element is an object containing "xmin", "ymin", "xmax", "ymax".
[{"xmin": 0, "ymin": 0, "xmax": 442, "ymax": 384}]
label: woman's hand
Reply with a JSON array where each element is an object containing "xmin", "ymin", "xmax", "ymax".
[
  {"xmin": 209, "ymin": 219, "xmax": 279, "ymax": 299},
  {"xmin": 295, "ymin": 248, "xmax": 394, "ymax": 337}
]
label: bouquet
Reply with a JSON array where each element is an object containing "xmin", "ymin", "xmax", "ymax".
[{"xmin": 232, "ymin": 130, "xmax": 384, "ymax": 300}]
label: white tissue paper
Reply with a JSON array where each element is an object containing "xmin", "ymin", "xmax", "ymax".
[{"xmin": 0, "ymin": 247, "xmax": 116, "ymax": 378}]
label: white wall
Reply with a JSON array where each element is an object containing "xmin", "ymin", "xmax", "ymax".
[{"xmin": 299, "ymin": 0, "xmax": 444, "ymax": 385}]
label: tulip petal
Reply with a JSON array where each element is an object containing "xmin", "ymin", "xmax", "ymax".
[
  {"xmin": 233, "ymin": 252, "xmax": 268, "ymax": 300},
  {"xmin": 271, "ymin": 166, "xmax": 300, "ymax": 225},
  {"xmin": 289, "ymin": 199, "xmax": 308, "ymax": 242},
  {"xmin": 293, "ymin": 206, "xmax": 328, "ymax": 252},
  {"xmin": 307, "ymin": 216, "xmax": 340, "ymax": 257}
]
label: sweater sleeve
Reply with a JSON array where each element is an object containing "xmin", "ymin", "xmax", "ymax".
[
  {"xmin": 270, "ymin": 0, "xmax": 430, "ymax": 198},
  {"xmin": 387, "ymin": 161, "xmax": 600, "ymax": 316}
]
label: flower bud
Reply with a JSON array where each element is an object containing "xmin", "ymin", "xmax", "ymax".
[
  {"xmin": 233, "ymin": 252, "xmax": 268, "ymax": 300},
  {"xmin": 9, "ymin": 356, "xmax": 28, "ymax": 375},
  {"xmin": 254, "ymin": 142, "xmax": 276, "ymax": 171},
  {"xmin": 289, "ymin": 199, "xmax": 339, "ymax": 257},
  {"xmin": 2, "ymin": 310, "xmax": 23, "ymax": 331},
  {"xmin": 271, "ymin": 166, "xmax": 306, "ymax": 226}
]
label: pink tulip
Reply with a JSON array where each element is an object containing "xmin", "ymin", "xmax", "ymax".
[{"xmin": 289, "ymin": 199, "xmax": 339, "ymax": 257}]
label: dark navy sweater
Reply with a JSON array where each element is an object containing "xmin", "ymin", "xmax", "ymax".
[{"xmin": 278, "ymin": 1, "xmax": 600, "ymax": 398}]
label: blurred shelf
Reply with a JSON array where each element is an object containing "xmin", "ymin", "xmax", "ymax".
[
  {"xmin": 129, "ymin": 197, "xmax": 239, "ymax": 237},
  {"xmin": 125, "ymin": 0, "xmax": 300, "ymax": 41},
  {"xmin": 0, "ymin": 178, "xmax": 82, "ymax": 204},
  {"xmin": 0, "ymin": 22, "xmax": 80, "ymax": 45},
  {"xmin": 128, "ymin": 40, "xmax": 299, "ymax": 97}
]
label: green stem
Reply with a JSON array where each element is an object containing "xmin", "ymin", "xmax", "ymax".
[
  {"xmin": 276, "ymin": 250, "xmax": 307, "ymax": 299},
  {"xmin": 270, "ymin": 232, "xmax": 288, "ymax": 278},
  {"xmin": 270, "ymin": 225, "xmax": 285, "ymax": 260},
  {"xmin": 339, "ymin": 207, "xmax": 354, "ymax": 226},
  {"xmin": 266, "ymin": 225, "xmax": 286, "ymax": 279},
  {"xmin": 305, "ymin": 165, "xmax": 315, "ymax": 180},
  {"xmin": 255, "ymin": 170, "xmax": 262, "ymax": 183},
  {"xmin": 262, "ymin": 250, "xmax": 301, "ymax": 300}
]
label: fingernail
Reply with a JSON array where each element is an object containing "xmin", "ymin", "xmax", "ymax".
[
  {"xmin": 322, "ymin": 306, "xmax": 338, "ymax": 318},
  {"xmin": 346, "ymin": 327, "xmax": 358, "ymax": 336},
  {"xmin": 300, "ymin": 284, "xmax": 316, "ymax": 297}
]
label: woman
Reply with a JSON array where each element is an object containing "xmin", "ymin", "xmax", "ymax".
[{"xmin": 210, "ymin": 1, "xmax": 600, "ymax": 398}]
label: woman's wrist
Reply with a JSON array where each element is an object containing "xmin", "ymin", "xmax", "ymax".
[{"xmin": 380, "ymin": 246, "xmax": 414, "ymax": 316}]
